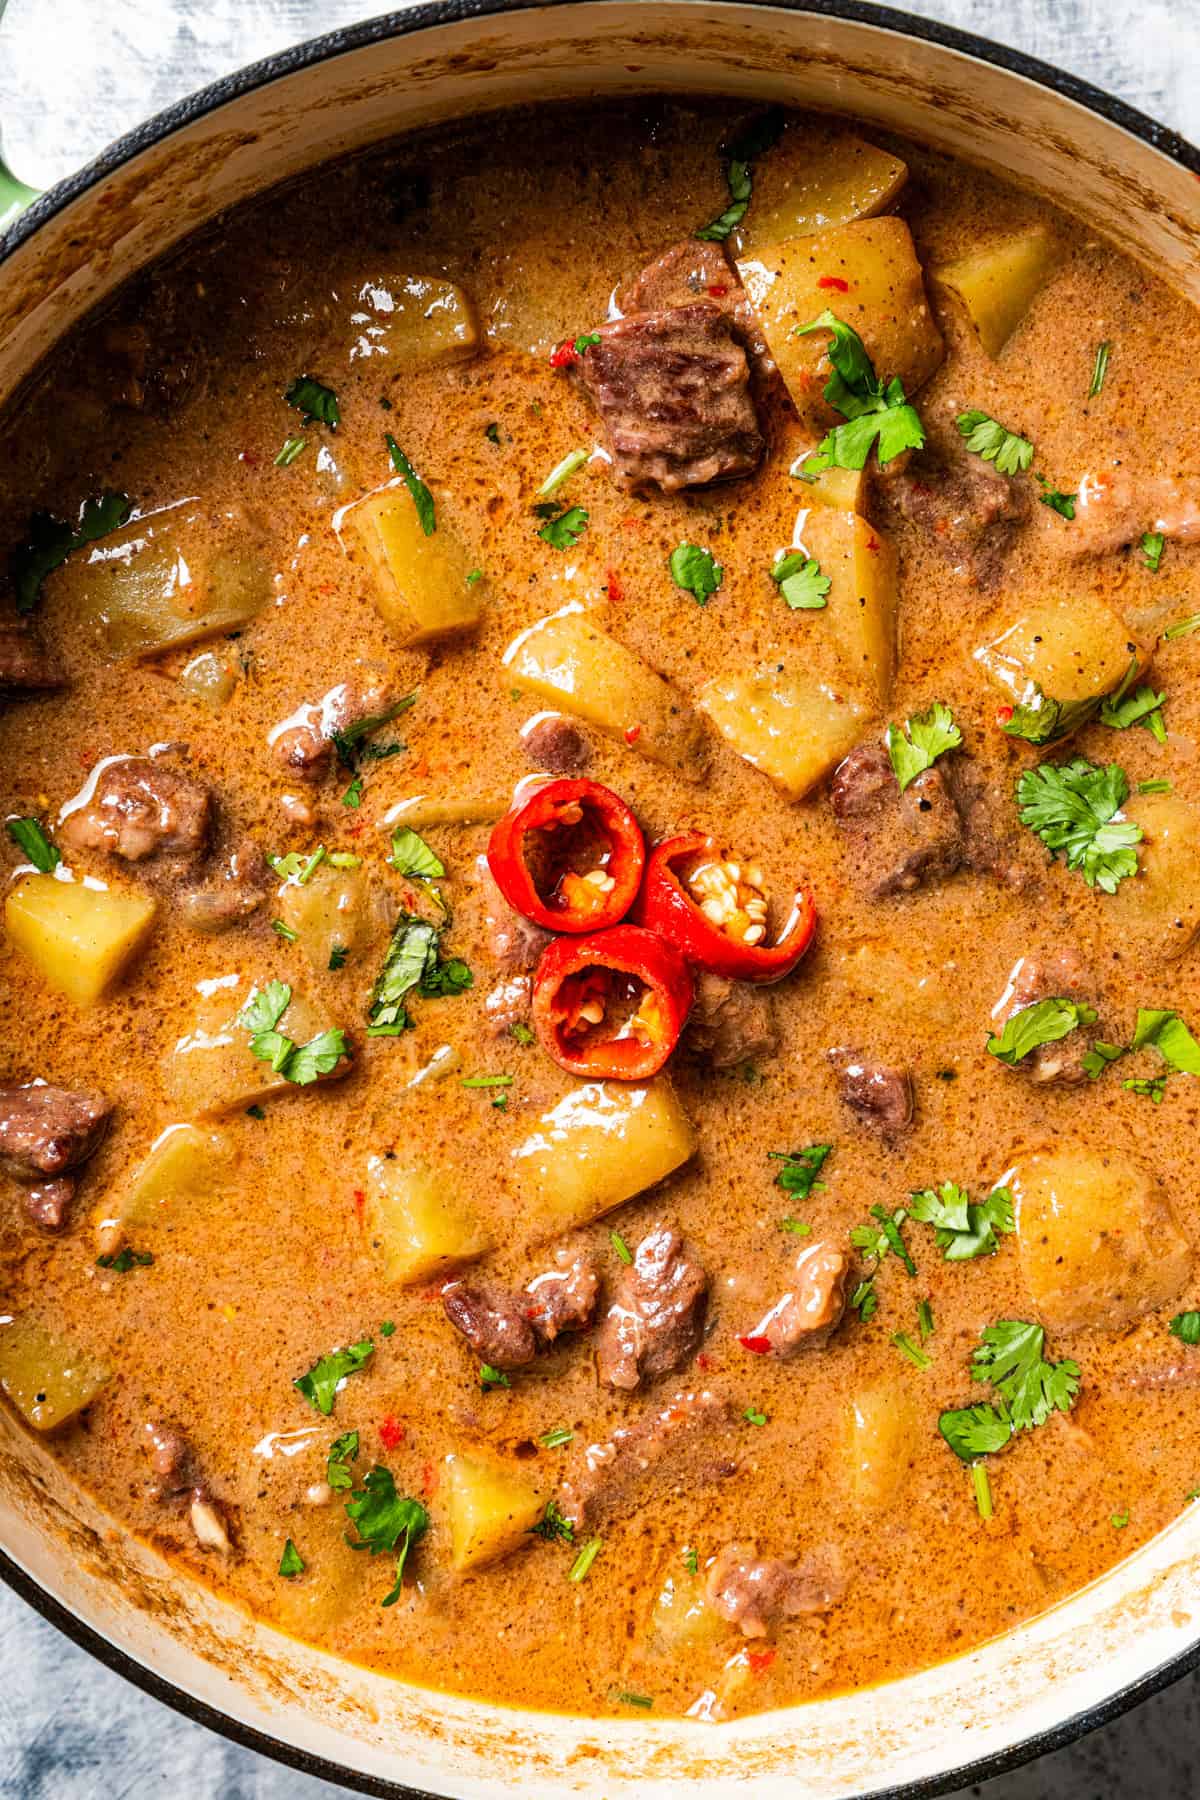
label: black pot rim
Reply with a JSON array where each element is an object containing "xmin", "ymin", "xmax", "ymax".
[{"xmin": 2, "ymin": 2, "xmax": 1199, "ymax": 1794}]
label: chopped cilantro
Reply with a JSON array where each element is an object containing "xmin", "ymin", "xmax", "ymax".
[
  {"xmin": 272, "ymin": 919, "xmax": 298, "ymax": 943},
  {"xmin": 5, "ymin": 816, "xmax": 60, "ymax": 872},
  {"xmin": 568, "ymin": 1536, "xmax": 603, "ymax": 1582},
  {"xmin": 851, "ymin": 1204, "xmax": 917, "ymax": 1277},
  {"xmin": 245, "ymin": 1104, "xmax": 266, "ymax": 1120},
  {"xmin": 328, "ymin": 944, "xmax": 348, "ymax": 971},
  {"xmin": 1141, "ymin": 531, "xmax": 1165, "ymax": 572},
  {"xmin": 743, "ymin": 1405, "xmax": 768, "ymax": 1426},
  {"xmin": 390, "ymin": 826, "xmax": 445, "ymax": 881},
  {"xmin": 295, "ymin": 1340, "xmax": 374, "ymax": 1416},
  {"xmin": 1170, "ymin": 1312, "xmax": 1200, "ymax": 1346},
  {"xmin": 510, "ymin": 1021, "xmax": 535, "ymax": 1047},
  {"xmin": 385, "ymin": 434, "xmax": 435, "ymax": 536},
  {"xmin": 791, "ymin": 310, "xmax": 924, "ymax": 470},
  {"xmin": 12, "ymin": 491, "xmax": 133, "ymax": 614},
  {"xmin": 274, "ymin": 436, "xmax": 308, "ymax": 468},
  {"xmin": 939, "ymin": 1320, "xmax": 1080, "ymax": 1462},
  {"xmin": 537, "ymin": 505, "xmax": 589, "ymax": 550},
  {"xmin": 1164, "ymin": 612, "xmax": 1200, "ymax": 641},
  {"xmin": 998, "ymin": 688, "xmax": 1096, "ymax": 747},
  {"xmin": 531, "ymin": 1499, "xmax": 575, "ymax": 1542},
  {"xmin": 278, "ymin": 1538, "xmax": 305, "ymax": 1577},
  {"xmin": 1138, "ymin": 778, "xmax": 1173, "ymax": 794},
  {"xmin": 781, "ymin": 1218, "xmax": 812, "ymax": 1236},
  {"xmin": 986, "ymin": 998, "xmax": 1097, "ymax": 1068},
  {"xmin": 461, "ymin": 1073, "xmax": 514, "ymax": 1089},
  {"xmin": 342, "ymin": 774, "xmax": 365, "ymax": 809},
  {"xmin": 480, "ymin": 1363, "xmax": 511, "ymax": 1391},
  {"xmin": 918, "ymin": 1298, "xmax": 935, "ymax": 1341},
  {"xmin": 610, "ymin": 1229, "xmax": 633, "ymax": 1265},
  {"xmin": 331, "ymin": 694, "xmax": 417, "ymax": 778},
  {"xmin": 909, "ymin": 1181, "xmax": 1015, "ymax": 1261},
  {"xmin": 285, "ymin": 375, "xmax": 340, "ymax": 428},
  {"xmin": 682, "ymin": 1547, "xmax": 699, "ymax": 1574},
  {"xmin": 694, "ymin": 108, "xmax": 784, "ymax": 241},
  {"xmin": 891, "ymin": 1331, "xmax": 931, "ymax": 1371},
  {"xmin": 956, "ymin": 410, "xmax": 1033, "ymax": 475},
  {"xmin": 768, "ymin": 1144, "xmax": 831, "ymax": 1200},
  {"xmin": 368, "ymin": 911, "xmax": 473, "ymax": 1036},
  {"xmin": 1036, "ymin": 477, "xmax": 1077, "ymax": 520},
  {"xmin": 1098, "ymin": 680, "xmax": 1167, "ymax": 743},
  {"xmin": 327, "ymin": 1430, "xmax": 360, "ymax": 1491},
  {"xmin": 1088, "ymin": 340, "xmax": 1111, "ymax": 397},
  {"xmin": 573, "ymin": 333, "xmax": 602, "ymax": 355},
  {"xmin": 972, "ymin": 1463, "xmax": 994, "ymax": 1520},
  {"xmin": 770, "ymin": 551, "xmax": 830, "ymax": 611},
  {"xmin": 537, "ymin": 447, "xmax": 589, "ymax": 498},
  {"xmin": 379, "ymin": 1320, "xmax": 396, "ymax": 1338},
  {"xmin": 238, "ymin": 979, "xmax": 349, "ymax": 1085},
  {"xmin": 1016, "ymin": 758, "xmax": 1142, "ymax": 891},
  {"xmin": 484, "ymin": 422, "xmax": 501, "ymax": 445},
  {"xmin": 538, "ymin": 1427, "xmax": 574, "ymax": 1450},
  {"xmin": 96, "ymin": 1247, "xmax": 153, "ymax": 1273},
  {"xmin": 670, "ymin": 542, "xmax": 723, "ymax": 604},
  {"xmin": 1110, "ymin": 1508, "xmax": 1130, "ymax": 1529},
  {"xmin": 344, "ymin": 1465, "xmax": 428, "ymax": 1605},
  {"xmin": 1126, "ymin": 1008, "xmax": 1200, "ymax": 1101},
  {"xmin": 887, "ymin": 701, "xmax": 962, "ymax": 792}
]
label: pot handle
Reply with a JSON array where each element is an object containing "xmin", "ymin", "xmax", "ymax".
[{"xmin": 0, "ymin": 0, "xmax": 40, "ymax": 226}]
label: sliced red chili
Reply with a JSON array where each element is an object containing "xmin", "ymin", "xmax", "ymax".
[
  {"xmin": 737, "ymin": 1334, "xmax": 772, "ymax": 1355},
  {"xmin": 635, "ymin": 832, "xmax": 816, "ymax": 984},
  {"xmin": 531, "ymin": 923, "xmax": 692, "ymax": 1079},
  {"xmin": 549, "ymin": 340, "xmax": 580, "ymax": 369},
  {"xmin": 817, "ymin": 275, "xmax": 850, "ymax": 292},
  {"xmin": 487, "ymin": 778, "xmax": 645, "ymax": 934}
]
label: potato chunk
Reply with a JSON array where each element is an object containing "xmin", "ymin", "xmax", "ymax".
[
  {"xmin": 734, "ymin": 126, "xmax": 907, "ymax": 253},
  {"xmin": 95, "ymin": 1123, "xmax": 232, "ymax": 1255},
  {"xmin": 738, "ymin": 219, "xmax": 943, "ymax": 422},
  {"xmin": 364, "ymin": 1158, "xmax": 492, "ymax": 1286},
  {"xmin": 0, "ymin": 1317, "xmax": 109, "ymax": 1431},
  {"xmin": 444, "ymin": 1452, "xmax": 545, "ymax": 1571},
  {"xmin": 5, "ymin": 873, "xmax": 157, "ymax": 1005},
  {"xmin": 1010, "ymin": 1143, "xmax": 1192, "ymax": 1334},
  {"xmin": 644, "ymin": 1560, "xmax": 724, "ymax": 1656},
  {"xmin": 164, "ymin": 978, "xmax": 345, "ymax": 1116},
  {"xmin": 698, "ymin": 666, "xmax": 868, "ymax": 799},
  {"xmin": 278, "ymin": 864, "xmax": 374, "ymax": 973},
  {"xmin": 343, "ymin": 484, "xmax": 483, "ymax": 647},
  {"xmin": 49, "ymin": 503, "xmax": 270, "ymax": 658},
  {"xmin": 275, "ymin": 1545, "xmax": 367, "ymax": 1638},
  {"xmin": 932, "ymin": 226, "xmax": 1065, "ymax": 357},
  {"xmin": 974, "ymin": 594, "xmax": 1147, "ymax": 737},
  {"xmin": 797, "ymin": 509, "xmax": 897, "ymax": 704},
  {"xmin": 512, "ymin": 1078, "xmax": 695, "ymax": 1238},
  {"xmin": 1109, "ymin": 795, "xmax": 1200, "ymax": 960},
  {"xmin": 504, "ymin": 608, "xmax": 706, "ymax": 775},
  {"xmin": 843, "ymin": 1381, "xmax": 918, "ymax": 1511},
  {"xmin": 349, "ymin": 274, "xmax": 478, "ymax": 364}
]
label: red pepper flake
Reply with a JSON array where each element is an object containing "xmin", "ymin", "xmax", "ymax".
[
  {"xmin": 866, "ymin": 535, "xmax": 880, "ymax": 552},
  {"xmin": 352, "ymin": 1188, "xmax": 365, "ymax": 1218},
  {"xmin": 605, "ymin": 567, "xmax": 624, "ymax": 605},
  {"xmin": 707, "ymin": 283, "xmax": 729, "ymax": 298},
  {"xmin": 238, "ymin": 451, "xmax": 259, "ymax": 468},
  {"xmin": 318, "ymin": 583, "xmax": 334, "ymax": 595},
  {"xmin": 747, "ymin": 1647, "xmax": 777, "ymax": 1676},
  {"xmin": 696, "ymin": 1352, "xmax": 722, "ymax": 1372},
  {"xmin": 996, "ymin": 704, "xmax": 1015, "ymax": 725},
  {"xmin": 549, "ymin": 341, "xmax": 580, "ymax": 369},
  {"xmin": 737, "ymin": 1334, "xmax": 773, "ymax": 1355},
  {"xmin": 817, "ymin": 275, "xmax": 850, "ymax": 293},
  {"xmin": 378, "ymin": 1415, "xmax": 405, "ymax": 1451},
  {"xmin": 624, "ymin": 723, "xmax": 642, "ymax": 745},
  {"xmin": 421, "ymin": 1459, "xmax": 438, "ymax": 1497}
]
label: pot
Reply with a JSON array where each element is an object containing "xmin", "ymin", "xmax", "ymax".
[{"xmin": 3, "ymin": 5, "xmax": 1200, "ymax": 1793}]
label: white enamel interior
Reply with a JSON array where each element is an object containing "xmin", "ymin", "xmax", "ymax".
[{"xmin": 3, "ymin": 5, "xmax": 1200, "ymax": 1794}]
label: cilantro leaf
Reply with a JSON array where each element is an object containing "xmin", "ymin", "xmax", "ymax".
[
  {"xmin": 1098, "ymin": 683, "xmax": 1167, "ymax": 742},
  {"xmin": 1082, "ymin": 1039, "xmax": 1126, "ymax": 1080},
  {"xmin": 537, "ymin": 505, "xmax": 588, "ymax": 550},
  {"xmin": 768, "ymin": 1144, "xmax": 831, "ymax": 1200},
  {"xmin": 886, "ymin": 701, "xmax": 962, "ymax": 792},
  {"xmin": 1132, "ymin": 1007, "xmax": 1200, "ymax": 1073},
  {"xmin": 295, "ymin": 1340, "xmax": 374, "ymax": 1415},
  {"xmin": 327, "ymin": 1430, "xmax": 360, "ymax": 1491},
  {"xmin": 970, "ymin": 1320, "xmax": 1080, "ymax": 1432},
  {"xmin": 956, "ymin": 409, "xmax": 1034, "ymax": 475},
  {"xmin": 531, "ymin": 1499, "xmax": 575, "ymax": 1543},
  {"xmin": 368, "ymin": 912, "xmax": 473, "ymax": 1036},
  {"xmin": 239, "ymin": 979, "xmax": 291, "ymax": 1037},
  {"xmin": 96, "ymin": 1247, "xmax": 153, "ymax": 1273},
  {"xmin": 343, "ymin": 1465, "xmax": 429, "ymax": 1605},
  {"xmin": 939, "ymin": 1401, "xmax": 1014, "ymax": 1461},
  {"xmin": 791, "ymin": 312, "xmax": 924, "ymax": 470},
  {"xmin": 238, "ymin": 980, "xmax": 349, "ymax": 1085},
  {"xmin": 390, "ymin": 827, "xmax": 445, "ymax": 881},
  {"xmin": 910, "ymin": 1181, "xmax": 1015, "ymax": 1262},
  {"xmin": 330, "ymin": 693, "xmax": 417, "ymax": 776},
  {"xmin": 573, "ymin": 333, "xmax": 601, "ymax": 355},
  {"xmin": 694, "ymin": 111, "xmax": 783, "ymax": 241},
  {"xmin": 5, "ymin": 816, "xmax": 60, "ymax": 872},
  {"xmin": 285, "ymin": 375, "xmax": 341, "ymax": 429},
  {"xmin": 1037, "ymin": 478, "xmax": 1077, "ymax": 520},
  {"xmin": 278, "ymin": 1539, "xmax": 305, "ymax": 1577},
  {"xmin": 1016, "ymin": 758, "xmax": 1142, "ymax": 892},
  {"xmin": 385, "ymin": 434, "xmax": 435, "ymax": 536},
  {"xmin": 1170, "ymin": 1312, "xmax": 1200, "ymax": 1346},
  {"xmin": 1088, "ymin": 340, "xmax": 1111, "ymax": 397},
  {"xmin": 12, "ymin": 491, "xmax": 133, "ymax": 614},
  {"xmin": 986, "ymin": 997, "xmax": 1097, "ymax": 1067},
  {"xmin": 669, "ymin": 542, "xmax": 723, "ymax": 604},
  {"xmin": 1141, "ymin": 531, "xmax": 1165, "ymax": 572},
  {"xmin": 998, "ymin": 687, "xmax": 1097, "ymax": 747},
  {"xmin": 283, "ymin": 1028, "xmax": 350, "ymax": 1086},
  {"xmin": 537, "ymin": 447, "xmax": 589, "ymax": 499},
  {"xmin": 770, "ymin": 551, "xmax": 830, "ymax": 611},
  {"xmin": 850, "ymin": 1204, "xmax": 916, "ymax": 1278}
]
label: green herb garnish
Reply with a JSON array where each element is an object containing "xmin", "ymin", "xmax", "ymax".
[
  {"xmin": 770, "ymin": 551, "xmax": 830, "ymax": 611},
  {"xmin": 12, "ymin": 491, "xmax": 133, "ymax": 614},
  {"xmin": 295, "ymin": 1340, "xmax": 374, "ymax": 1416},
  {"xmin": 909, "ymin": 1181, "xmax": 1015, "ymax": 1262},
  {"xmin": 1016, "ymin": 758, "xmax": 1142, "ymax": 892},
  {"xmin": 669, "ymin": 542, "xmax": 723, "ymax": 605},
  {"xmin": 286, "ymin": 375, "xmax": 340, "ymax": 428},
  {"xmin": 791, "ymin": 310, "xmax": 924, "ymax": 470},
  {"xmin": 5, "ymin": 816, "xmax": 60, "ymax": 872},
  {"xmin": 344, "ymin": 1465, "xmax": 429, "ymax": 1606},
  {"xmin": 956, "ymin": 410, "xmax": 1033, "ymax": 475},
  {"xmin": 386, "ymin": 434, "xmax": 435, "ymax": 535},
  {"xmin": 278, "ymin": 1539, "xmax": 305, "ymax": 1577},
  {"xmin": 887, "ymin": 701, "xmax": 962, "ymax": 792},
  {"xmin": 986, "ymin": 998, "xmax": 1097, "ymax": 1067},
  {"xmin": 238, "ymin": 979, "xmax": 349, "ymax": 1085}
]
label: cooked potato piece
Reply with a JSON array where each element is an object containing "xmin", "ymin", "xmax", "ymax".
[
  {"xmin": 843, "ymin": 1382, "xmax": 918, "ymax": 1511},
  {"xmin": 503, "ymin": 608, "xmax": 706, "ymax": 774},
  {"xmin": 6, "ymin": 873, "xmax": 157, "ymax": 1006},
  {"xmin": 0, "ymin": 1317, "xmax": 109, "ymax": 1431},
  {"xmin": 932, "ymin": 226, "xmax": 1065, "ymax": 357},
  {"xmin": 95, "ymin": 1123, "xmax": 233, "ymax": 1254},
  {"xmin": 343, "ymin": 484, "xmax": 484, "ymax": 647},
  {"xmin": 164, "ymin": 979, "xmax": 344, "ymax": 1116},
  {"xmin": 644, "ymin": 1562, "xmax": 724, "ymax": 1656},
  {"xmin": 275, "ymin": 1539, "xmax": 367, "ymax": 1637},
  {"xmin": 738, "ymin": 219, "xmax": 943, "ymax": 423},
  {"xmin": 1010, "ymin": 1143, "xmax": 1192, "ymax": 1334},
  {"xmin": 974, "ymin": 594, "xmax": 1147, "ymax": 732},
  {"xmin": 734, "ymin": 125, "xmax": 907, "ymax": 253},
  {"xmin": 49, "ymin": 503, "xmax": 270, "ymax": 658},
  {"xmin": 179, "ymin": 646, "xmax": 240, "ymax": 711},
  {"xmin": 349, "ymin": 274, "xmax": 478, "ymax": 364},
  {"xmin": 794, "ymin": 458, "xmax": 865, "ymax": 513},
  {"xmin": 798, "ymin": 509, "xmax": 897, "ymax": 704},
  {"xmin": 364, "ymin": 1158, "xmax": 492, "ymax": 1285},
  {"xmin": 278, "ymin": 864, "xmax": 374, "ymax": 973},
  {"xmin": 1109, "ymin": 795, "xmax": 1200, "ymax": 960},
  {"xmin": 698, "ymin": 666, "xmax": 869, "ymax": 799},
  {"xmin": 513, "ymin": 1078, "xmax": 695, "ymax": 1237},
  {"xmin": 444, "ymin": 1452, "xmax": 545, "ymax": 1571}
]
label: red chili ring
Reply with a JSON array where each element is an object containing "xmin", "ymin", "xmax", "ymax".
[
  {"xmin": 531, "ymin": 923, "xmax": 693, "ymax": 1080},
  {"xmin": 634, "ymin": 832, "xmax": 816, "ymax": 984},
  {"xmin": 487, "ymin": 778, "xmax": 645, "ymax": 935}
]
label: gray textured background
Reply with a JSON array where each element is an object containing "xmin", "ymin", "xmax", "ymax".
[{"xmin": 1, "ymin": 1, "xmax": 1199, "ymax": 1794}]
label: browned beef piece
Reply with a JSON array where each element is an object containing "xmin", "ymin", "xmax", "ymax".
[
  {"xmin": 476, "ymin": 857, "xmax": 553, "ymax": 974},
  {"xmin": 682, "ymin": 972, "xmax": 779, "ymax": 1071},
  {"xmin": 705, "ymin": 1542, "xmax": 845, "ymax": 1637},
  {"xmin": 873, "ymin": 448, "xmax": 1030, "ymax": 589},
  {"xmin": 831, "ymin": 741, "xmax": 964, "ymax": 899},
  {"xmin": 596, "ymin": 1224, "xmax": 708, "ymax": 1391},
  {"xmin": 827, "ymin": 1048, "xmax": 914, "ymax": 1135},
  {"xmin": 525, "ymin": 1249, "xmax": 601, "ymax": 1345},
  {"xmin": 576, "ymin": 303, "xmax": 764, "ymax": 494},
  {"xmin": 992, "ymin": 949, "xmax": 1098, "ymax": 1085},
  {"xmin": 270, "ymin": 679, "xmax": 393, "ymax": 781},
  {"xmin": 558, "ymin": 1388, "xmax": 735, "ymax": 1531},
  {"xmin": 945, "ymin": 759, "xmax": 1033, "ymax": 892},
  {"xmin": 746, "ymin": 1241, "xmax": 850, "ymax": 1356},
  {"xmin": 0, "ymin": 1084, "xmax": 111, "ymax": 1180},
  {"xmin": 616, "ymin": 239, "xmax": 777, "ymax": 390},
  {"xmin": 0, "ymin": 618, "xmax": 64, "ymax": 692},
  {"xmin": 61, "ymin": 758, "xmax": 211, "ymax": 863},
  {"xmin": 23, "ymin": 1177, "xmax": 76, "ymax": 1231},
  {"xmin": 521, "ymin": 714, "xmax": 592, "ymax": 776},
  {"xmin": 178, "ymin": 841, "xmax": 269, "ymax": 934},
  {"xmin": 442, "ymin": 1279, "xmax": 539, "ymax": 1370},
  {"xmin": 143, "ymin": 1421, "xmax": 233, "ymax": 1553}
]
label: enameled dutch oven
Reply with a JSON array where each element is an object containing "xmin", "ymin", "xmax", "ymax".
[{"xmin": 3, "ymin": 5, "xmax": 1200, "ymax": 1794}]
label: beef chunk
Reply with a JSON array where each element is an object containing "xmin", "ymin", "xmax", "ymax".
[
  {"xmin": 0, "ymin": 618, "xmax": 64, "ymax": 692},
  {"xmin": 831, "ymin": 742, "xmax": 963, "ymax": 899},
  {"xmin": 1069, "ymin": 469, "xmax": 1200, "ymax": 558},
  {"xmin": 873, "ymin": 447, "xmax": 1030, "ymax": 589},
  {"xmin": 828, "ymin": 1048, "xmax": 913, "ymax": 1135},
  {"xmin": 521, "ymin": 714, "xmax": 592, "ymax": 776},
  {"xmin": 23, "ymin": 1177, "xmax": 76, "ymax": 1231},
  {"xmin": 0, "ymin": 1083, "xmax": 111, "ymax": 1180},
  {"xmin": 705, "ymin": 1542, "xmax": 844, "ymax": 1637},
  {"xmin": 616, "ymin": 239, "xmax": 777, "ymax": 389},
  {"xmin": 946, "ymin": 759, "xmax": 1032, "ymax": 891},
  {"xmin": 596, "ymin": 1224, "xmax": 708, "ymax": 1391},
  {"xmin": 269, "ymin": 679, "xmax": 393, "ymax": 781},
  {"xmin": 558, "ymin": 1388, "xmax": 735, "ymax": 1531},
  {"xmin": 178, "ymin": 841, "xmax": 269, "ymax": 934},
  {"xmin": 143, "ymin": 1421, "xmax": 233, "ymax": 1554},
  {"xmin": 442, "ymin": 1279, "xmax": 539, "ymax": 1370},
  {"xmin": 746, "ymin": 1240, "xmax": 850, "ymax": 1356},
  {"xmin": 682, "ymin": 971, "xmax": 779, "ymax": 1071},
  {"xmin": 477, "ymin": 856, "xmax": 553, "ymax": 974},
  {"xmin": 61, "ymin": 758, "xmax": 212, "ymax": 863},
  {"xmin": 992, "ymin": 949, "xmax": 1099, "ymax": 1085},
  {"xmin": 525, "ymin": 1249, "xmax": 601, "ymax": 1345},
  {"xmin": 576, "ymin": 303, "xmax": 764, "ymax": 494}
]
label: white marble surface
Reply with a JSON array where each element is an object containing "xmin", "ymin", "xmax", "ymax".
[{"xmin": 2, "ymin": 1, "xmax": 1200, "ymax": 1795}]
